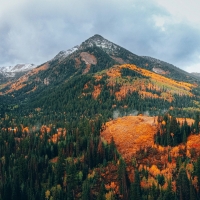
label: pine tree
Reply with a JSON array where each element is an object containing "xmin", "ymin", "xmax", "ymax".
[
  {"xmin": 117, "ymin": 158, "xmax": 128, "ymax": 199},
  {"xmin": 196, "ymin": 157, "xmax": 200, "ymax": 189},
  {"xmin": 55, "ymin": 149, "xmax": 65, "ymax": 185},
  {"xmin": 82, "ymin": 180, "xmax": 90, "ymax": 200},
  {"xmin": 183, "ymin": 130, "xmax": 187, "ymax": 144},
  {"xmin": 189, "ymin": 180, "xmax": 196, "ymax": 200},
  {"xmin": 130, "ymin": 170, "xmax": 141, "ymax": 200},
  {"xmin": 157, "ymin": 174, "xmax": 165, "ymax": 187},
  {"xmin": 176, "ymin": 168, "xmax": 190, "ymax": 200},
  {"xmin": 169, "ymin": 116, "xmax": 179, "ymax": 146},
  {"xmin": 163, "ymin": 179, "xmax": 174, "ymax": 200},
  {"xmin": 167, "ymin": 128, "xmax": 171, "ymax": 146},
  {"xmin": 97, "ymin": 182, "xmax": 106, "ymax": 200},
  {"xmin": 194, "ymin": 113, "xmax": 200, "ymax": 134}
]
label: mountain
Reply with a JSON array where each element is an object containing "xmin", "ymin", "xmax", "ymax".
[
  {"xmin": 1, "ymin": 34, "xmax": 200, "ymax": 119},
  {"xmin": 1, "ymin": 34, "xmax": 200, "ymax": 199},
  {"xmin": 0, "ymin": 63, "xmax": 36, "ymax": 76},
  {"xmin": 0, "ymin": 34, "xmax": 198, "ymax": 94},
  {"xmin": 0, "ymin": 63, "xmax": 36, "ymax": 84}
]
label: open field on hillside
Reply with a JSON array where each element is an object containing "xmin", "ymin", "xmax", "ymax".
[{"xmin": 101, "ymin": 116, "xmax": 157, "ymax": 159}]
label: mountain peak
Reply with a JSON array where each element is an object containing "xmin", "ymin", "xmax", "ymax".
[
  {"xmin": 80, "ymin": 34, "xmax": 120, "ymax": 55},
  {"xmin": 83, "ymin": 34, "xmax": 107, "ymax": 44},
  {"xmin": 89, "ymin": 34, "xmax": 104, "ymax": 40}
]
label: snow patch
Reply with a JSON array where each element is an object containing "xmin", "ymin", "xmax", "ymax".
[
  {"xmin": 52, "ymin": 45, "xmax": 79, "ymax": 61},
  {"xmin": 0, "ymin": 64, "xmax": 36, "ymax": 77},
  {"xmin": 0, "ymin": 64, "xmax": 36, "ymax": 73},
  {"xmin": 80, "ymin": 34, "xmax": 121, "ymax": 55}
]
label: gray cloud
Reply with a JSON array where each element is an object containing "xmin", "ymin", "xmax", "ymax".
[{"xmin": 0, "ymin": 0, "xmax": 200, "ymax": 72}]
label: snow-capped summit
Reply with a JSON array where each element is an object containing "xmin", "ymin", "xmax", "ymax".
[
  {"xmin": 0, "ymin": 64, "xmax": 36, "ymax": 77},
  {"xmin": 52, "ymin": 34, "xmax": 123, "ymax": 63},
  {"xmin": 52, "ymin": 45, "xmax": 79, "ymax": 61},
  {"xmin": 79, "ymin": 34, "xmax": 121, "ymax": 54},
  {"xmin": 0, "ymin": 63, "xmax": 36, "ymax": 73}
]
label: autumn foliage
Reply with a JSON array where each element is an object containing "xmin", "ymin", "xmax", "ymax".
[
  {"xmin": 101, "ymin": 116, "xmax": 157, "ymax": 160},
  {"xmin": 101, "ymin": 114, "xmax": 200, "ymax": 193},
  {"xmin": 98, "ymin": 64, "xmax": 195, "ymax": 101}
]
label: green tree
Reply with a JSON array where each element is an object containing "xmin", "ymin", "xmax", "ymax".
[
  {"xmin": 194, "ymin": 113, "xmax": 200, "ymax": 134},
  {"xmin": 55, "ymin": 149, "xmax": 65, "ymax": 185},
  {"xmin": 183, "ymin": 130, "xmax": 187, "ymax": 144},
  {"xmin": 176, "ymin": 168, "xmax": 190, "ymax": 200},
  {"xmin": 189, "ymin": 180, "xmax": 196, "ymax": 200},
  {"xmin": 97, "ymin": 182, "xmax": 106, "ymax": 200},
  {"xmin": 117, "ymin": 158, "xmax": 128, "ymax": 199},
  {"xmin": 163, "ymin": 179, "xmax": 174, "ymax": 200},
  {"xmin": 196, "ymin": 157, "xmax": 200, "ymax": 191},
  {"xmin": 82, "ymin": 180, "xmax": 90, "ymax": 200},
  {"xmin": 130, "ymin": 170, "xmax": 141, "ymax": 200}
]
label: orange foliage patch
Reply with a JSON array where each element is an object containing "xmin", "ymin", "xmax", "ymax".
[
  {"xmin": 84, "ymin": 83, "xmax": 89, "ymax": 89},
  {"xmin": 92, "ymin": 84, "xmax": 101, "ymax": 99},
  {"xmin": 31, "ymin": 63, "xmax": 49, "ymax": 74},
  {"xmin": 40, "ymin": 125, "xmax": 51, "ymax": 134},
  {"xmin": 0, "ymin": 82, "xmax": 12, "ymax": 93},
  {"xmin": 22, "ymin": 127, "xmax": 29, "ymax": 133},
  {"xmin": 119, "ymin": 64, "xmax": 194, "ymax": 92},
  {"xmin": 141, "ymin": 176, "xmax": 158, "ymax": 189},
  {"xmin": 160, "ymin": 92, "xmax": 174, "ymax": 102},
  {"xmin": 7, "ymin": 127, "xmax": 18, "ymax": 133},
  {"xmin": 106, "ymin": 67, "xmax": 121, "ymax": 78},
  {"xmin": 114, "ymin": 79, "xmax": 150, "ymax": 100},
  {"xmin": 102, "ymin": 64, "xmax": 195, "ymax": 101},
  {"xmin": 187, "ymin": 134, "xmax": 200, "ymax": 153},
  {"xmin": 149, "ymin": 165, "xmax": 161, "ymax": 177},
  {"xmin": 115, "ymin": 85, "xmax": 136, "ymax": 100},
  {"xmin": 139, "ymin": 91, "xmax": 159, "ymax": 99},
  {"xmin": 101, "ymin": 116, "xmax": 157, "ymax": 160},
  {"xmin": 105, "ymin": 181, "xmax": 118, "ymax": 192},
  {"xmin": 177, "ymin": 118, "xmax": 194, "ymax": 126},
  {"xmin": 4, "ymin": 63, "xmax": 49, "ymax": 94},
  {"xmin": 52, "ymin": 133, "xmax": 58, "ymax": 143},
  {"xmin": 94, "ymin": 75, "xmax": 102, "ymax": 81},
  {"xmin": 50, "ymin": 128, "xmax": 67, "ymax": 143}
]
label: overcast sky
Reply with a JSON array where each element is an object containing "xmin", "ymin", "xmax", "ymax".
[{"xmin": 1, "ymin": 0, "xmax": 200, "ymax": 73}]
